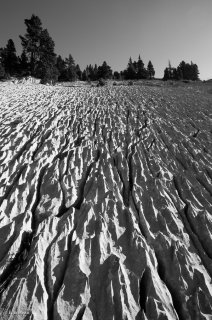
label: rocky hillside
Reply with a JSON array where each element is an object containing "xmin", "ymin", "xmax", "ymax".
[{"xmin": 0, "ymin": 82, "xmax": 212, "ymax": 320}]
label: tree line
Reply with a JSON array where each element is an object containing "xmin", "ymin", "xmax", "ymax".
[
  {"xmin": 163, "ymin": 61, "xmax": 199, "ymax": 81},
  {"xmin": 0, "ymin": 14, "xmax": 199, "ymax": 83},
  {"xmin": 0, "ymin": 15, "xmax": 116, "ymax": 83}
]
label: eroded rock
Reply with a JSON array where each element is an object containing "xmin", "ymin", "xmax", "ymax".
[{"xmin": 0, "ymin": 82, "xmax": 212, "ymax": 319}]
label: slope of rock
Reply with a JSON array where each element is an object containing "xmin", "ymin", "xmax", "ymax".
[{"xmin": 0, "ymin": 82, "xmax": 212, "ymax": 320}]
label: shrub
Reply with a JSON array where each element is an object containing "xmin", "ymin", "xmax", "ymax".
[
  {"xmin": 97, "ymin": 78, "xmax": 106, "ymax": 86},
  {"xmin": 128, "ymin": 81, "xmax": 133, "ymax": 86}
]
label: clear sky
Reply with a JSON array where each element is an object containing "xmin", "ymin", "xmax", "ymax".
[{"xmin": 0, "ymin": 0, "xmax": 211, "ymax": 79}]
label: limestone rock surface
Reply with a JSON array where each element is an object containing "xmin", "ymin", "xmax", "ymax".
[{"xmin": 0, "ymin": 82, "xmax": 212, "ymax": 320}]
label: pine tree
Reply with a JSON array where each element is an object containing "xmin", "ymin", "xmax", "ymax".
[
  {"xmin": 164, "ymin": 60, "xmax": 200, "ymax": 81},
  {"xmin": 65, "ymin": 54, "xmax": 77, "ymax": 81},
  {"xmin": 147, "ymin": 61, "xmax": 155, "ymax": 79},
  {"xmin": 56, "ymin": 55, "xmax": 66, "ymax": 81},
  {"xmin": 113, "ymin": 71, "xmax": 120, "ymax": 80},
  {"xmin": 177, "ymin": 61, "xmax": 186, "ymax": 79},
  {"xmin": 137, "ymin": 55, "xmax": 147, "ymax": 79},
  {"xmin": 85, "ymin": 66, "xmax": 91, "ymax": 81},
  {"xmin": 19, "ymin": 50, "xmax": 29, "ymax": 76},
  {"xmin": 36, "ymin": 29, "xmax": 58, "ymax": 83},
  {"xmin": 0, "ymin": 48, "xmax": 6, "ymax": 73},
  {"xmin": 82, "ymin": 69, "xmax": 89, "ymax": 81},
  {"xmin": 163, "ymin": 67, "xmax": 170, "ymax": 80},
  {"xmin": 88, "ymin": 64, "xmax": 94, "ymax": 81},
  {"xmin": 75, "ymin": 64, "xmax": 82, "ymax": 80},
  {"xmin": 20, "ymin": 15, "xmax": 58, "ymax": 83},
  {"xmin": 173, "ymin": 68, "xmax": 180, "ymax": 80},
  {"xmin": 20, "ymin": 15, "xmax": 43, "ymax": 76},
  {"xmin": 2, "ymin": 39, "xmax": 18, "ymax": 76},
  {"xmin": 0, "ymin": 61, "xmax": 5, "ymax": 79},
  {"xmin": 93, "ymin": 64, "xmax": 98, "ymax": 81},
  {"xmin": 133, "ymin": 60, "xmax": 138, "ymax": 74},
  {"xmin": 177, "ymin": 61, "xmax": 199, "ymax": 81},
  {"xmin": 176, "ymin": 66, "xmax": 183, "ymax": 80},
  {"xmin": 190, "ymin": 62, "xmax": 199, "ymax": 81},
  {"xmin": 126, "ymin": 57, "xmax": 136, "ymax": 79},
  {"xmin": 97, "ymin": 61, "xmax": 112, "ymax": 79}
]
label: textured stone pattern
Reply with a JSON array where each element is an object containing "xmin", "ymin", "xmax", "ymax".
[{"xmin": 0, "ymin": 83, "xmax": 212, "ymax": 320}]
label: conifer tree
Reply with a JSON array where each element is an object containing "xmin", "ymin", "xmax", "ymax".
[
  {"xmin": 133, "ymin": 60, "xmax": 138, "ymax": 74},
  {"xmin": 2, "ymin": 39, "xmax": 18, "ymax": 76},
  {"xmin": 177, "ymin": 61, "xmax": 199, "ymax": 81},
  {"xmin": 97, "ymin": 61, "xmax": 112, "ymax": 79},
  {"xmin": 163, "ymin": 67, "xmax": 171, "ymax": 80},
  {"xmin": 75, "ymin": 64, "xmax": 82, "ymax": 80},
  {"xmin": 126, "ymin": 57, "xmax": 136, "ymax": 79},
  {"xmin": 93, "ymin": 64, "xmax": 98, "ymax": 81},
  {"xmin": 85, "ymin": 66, "xmax": 91, "ymax": 81},
  {"xmin": 20, "ymin": 14, "xmax": 58, "ymax": 83},
  {"xmin": 178, "ymin": 61, "xmax": 188, "ymax": 79},
  {"xmin": 113, "ymin": 71, "xmax": 120, "ymax": 80},
  {"xmin": 164, "ymin": 60, "xmax": 200, "ymax": 81},
  {"xmin": 56, "ymin": 55, "xmax": 66, "ymax": 81},
  {"xmin": 88, "ymin": 64, "xmax": 94, "ymax": 80},
  {"xmin": 176, "ymin": 66, "xmax": 183, "ymax": 80},
  {"xmin": 20, "ymin": 15, "xmax": 43, "ymax": 76},
  {"xmin": 65, "ymin": 54, "xmax": 77, "ymax": 81},
  {"xmin": 36, "ymin": 29, "xmax": 58, "ymax": 83},
  {"xmin": 19, "ymin": 50, "xmax": 29, "ymax": 76},
  {"xmin": 0, "ymin": 61, "xmax": 5, "ymax": 79},
  {"xmin": 190, "ymin": 62, "xmax": 199, "ymax": 80},
  {"xmin": 120, "ymin": 71, "xmax": 124, "ymax": 80},
  {"xmin": 173, "ymin": 68, "xmax": 179, "ymax": 80},
  {"xmin": 82, "ymin": 69, "xmax": 89, "ymax": 81},
  {"xmin": 137, "ymin": 55, "xmax": 147, "ymax": 79},
  {"xmin": 147, "ymin": 61, "xmax": 155, "ymax": 79}
]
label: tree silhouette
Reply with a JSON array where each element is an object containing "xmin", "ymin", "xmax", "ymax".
[
  {"xmin": 39, "ymin": 30, "xmax": 58, "ymax": 83},
  {"xmin": 147, "ymin": 61, "xmax": 155, "ymax": 79},
  {"xmin": 1, "ymin": 39, "xmax": 18, "ymax": 76},
  {"xmin": 190, "ymin": 62, "xmax": 199, "ymax": 80},
  {"xmin": 125, "ymin": 57, "xmax": 137, "ymax": 79},
  {"xmin": 97, "ymin": 61, "xmax": 112, "ymax": 79},
  {"xmin": 163, "ymin": 61, "xmax": 200, "ymax": 81},
  {"xmin": 75, "ymin": 64, "xmax": 82, "ymax": 80},
  {"xmin": 56, "ymin": 55, "xmax": 66, "ymax": 81},
  {"xmin": 82, "ymin": 68, "xmax": 89, "ymax": 81},
  {"xmin": 163, "ymin": 68, "xmax": 170, "ymax": 80},
  {"xmin": 0, "ymin": 62, "xmax": 5, "ymax": 79},
  {"xmin": 0, "ymin": 14, "xmax": 202, "ymax": 84},
  {"xmin": 65, "ymin": 54, "xmax": 77, "ymax": 81},
  {"xmin": 19, "ymin": 51, "xmax": 29, "ymax": 76},
  {"xmin": 20, "ymin": 15, "xmax": 43, "ymax": 76},
  {"xmin": 93, "ymin": 64, "xmax": 98, "ymax": 80},
  {"xmin": 113, "ymin": 71, "xmax": 120, "ymax": 80},
  {"xmin": 20, "ymin": 14, "xmax": 58, "ymax": 83},
  {"xmin": 137, "ymin": 55, "xmax": 147, "ymax": 79}
]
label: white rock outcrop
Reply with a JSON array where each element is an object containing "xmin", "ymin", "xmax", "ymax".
[{"xmin": 0, "ymin": 82, "xmax": 212, "ymax": 319}]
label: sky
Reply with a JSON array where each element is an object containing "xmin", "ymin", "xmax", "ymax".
[{"xmin": 0, "ymin": 0, "xmax": 211, "ymax": 79}]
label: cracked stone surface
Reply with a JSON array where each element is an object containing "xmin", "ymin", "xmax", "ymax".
[{"xmin": 0, "ymin": 82, "xmax": 212, "ymax": 320}]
